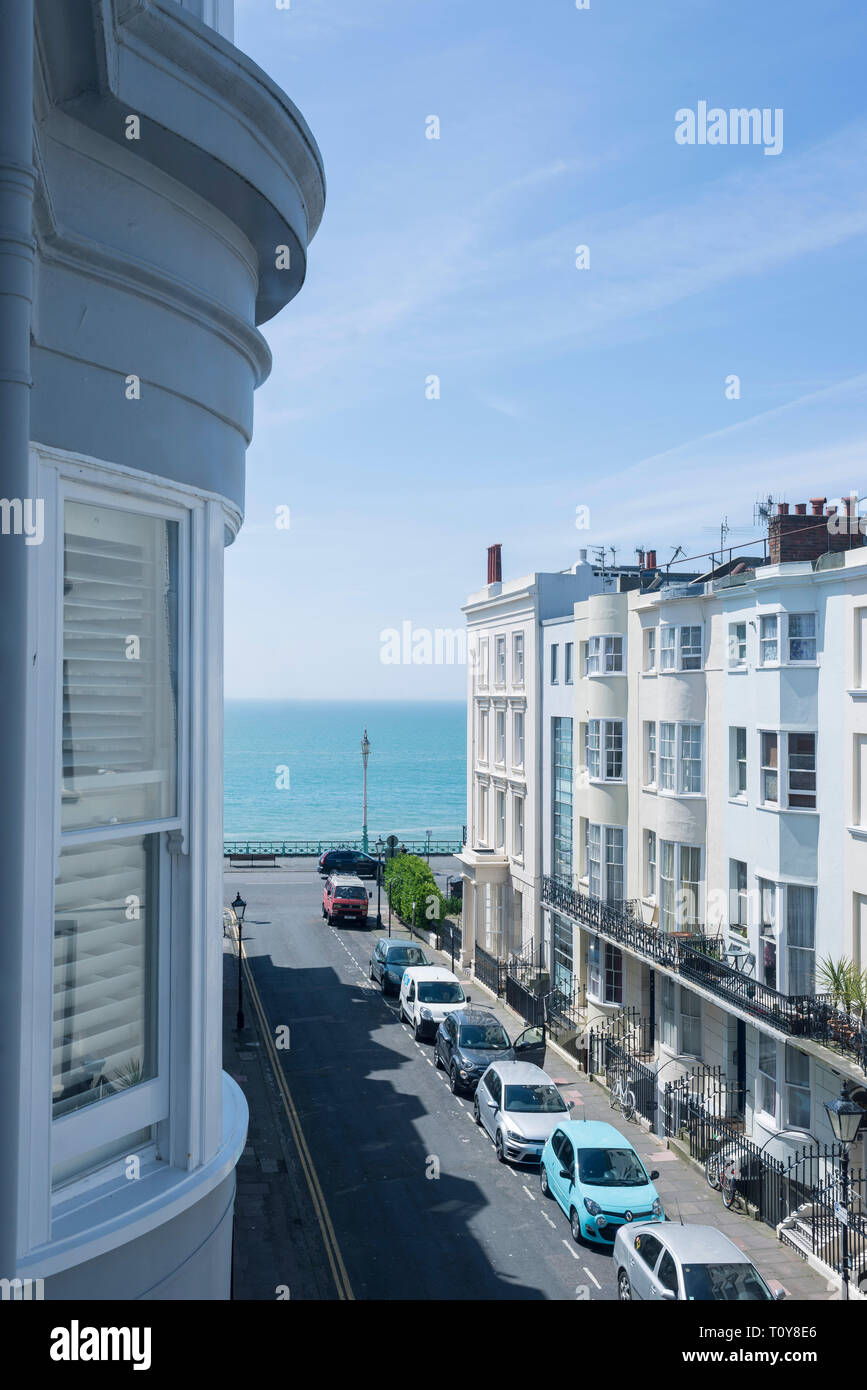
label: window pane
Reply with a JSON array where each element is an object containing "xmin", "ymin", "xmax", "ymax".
[
  {"xmin": 605, "ymin": 721, "xmax": 623, "ymax": 779},
  {"xmin": 53, "ymin": 835, "xmax": 159, "ymax": 1119},
  {"xmin": 789, "ymin": 613, "xmax": 816, "ymax": 662},
  {"xmin": 760, "ymin": 614, "xmax": 778, "ymax": 663},
  {"xmin": 788, "ymin": 733, "xmax": 816, "ymax": 809},
  {"xmin": 62, "ymin": 502, "xmax": 179, "ymax": 830},
  {"xmin": 787, "ymin": 886, "xmax": 815, "ymax": 994},
  {"xmin": 659, "ymin": 723, "xmax": 676, "ymax": 791},
  {"xmin": 680, "ymin": 626, "xmax": 702, "ymax": 670},
  {"xmin": 680, "ymin": 724, "xmax": 703, "ymax": 794}
]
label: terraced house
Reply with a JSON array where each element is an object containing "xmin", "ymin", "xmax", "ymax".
[{"xmin": 0, "ymin": 0, "xmax": 324, "ymax": 1298}]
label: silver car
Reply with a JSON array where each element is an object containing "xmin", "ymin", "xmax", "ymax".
[
  {"xmin": 473, "ymin": 1060, "xmax": 573, "ymax": 1164},
  {"xmin": 613, "ymin": 1221, "xmax": 786, "ymax": 1301}
]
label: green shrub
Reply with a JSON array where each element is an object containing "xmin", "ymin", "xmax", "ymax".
[{"xmin": 384, "ymin": 853, "xmax": 449, "ymax": 930}]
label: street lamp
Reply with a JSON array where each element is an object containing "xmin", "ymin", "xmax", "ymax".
[
  {"xmin": 425, "ymin": 828, "xmax": 431, "ymax": 864},
  {"xmin": 824, "ymin": 1080, "xmax": 864, "ymax": 1301},
  {"xmin": 375, "ymin": 835, "xmax": 384, "ymax": 929},
  {"xmin": 232, "ymin": 892, "xmax": 247, "ymax": 1031},
  {"xmin": 361, "ymin": 728, "xmax": 370, "ymax": 855}
]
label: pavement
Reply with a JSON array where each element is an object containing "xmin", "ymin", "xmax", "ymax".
[{"xmin": 222, "ymin": 857, "xmax": 833, "ymax": 1301}]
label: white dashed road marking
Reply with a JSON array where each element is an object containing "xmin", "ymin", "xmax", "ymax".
[
  {"xmin": 584, "ymin": 1267, "xmax": 601, "ymax": 1289},
  {"xmin": 562, "ymin": 1240, "xmax": 581, "ymax": 1262},
  {"xmin": 541, "ymin": 1213, "xmax": 556, "ymax": 1229},
  {"xmin": 522, "ymin": 1185, "xmax": 536, "ymax": 1202}
]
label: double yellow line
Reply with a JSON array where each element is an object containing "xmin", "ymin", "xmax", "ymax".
[{"xmin": 230, "ymin": 926, "xmax": 355, "ymax": 1301}]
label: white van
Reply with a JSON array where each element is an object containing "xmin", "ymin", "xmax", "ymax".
[{"xmin": 398, "ymin": 965, "xmax": 469, "ymax": 1041}]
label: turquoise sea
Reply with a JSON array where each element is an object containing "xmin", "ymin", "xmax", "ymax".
[{"xmin": 224, "ymin": 700, "xmax": 466, "ymax": 841}]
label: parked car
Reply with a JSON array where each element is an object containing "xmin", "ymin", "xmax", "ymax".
[
  {"xmin": 613, "ymin": 1222, "xmax": 785, "ymax": 1301},
  {"xmin": 398, "ymin": 966, "xmax": 468, "ymax": 1040},
  {"xmin": 368, "ymin": 938, "xmax": 430, "ymax": 994},
  {"xmin": 540, "ymin": 1119, "xmax": 663, "ymax": 1245},
  {"xmin": 322, "ymin": 873, "xmax": 371, "ymax": 925},
  {"xmin": 474, "ymin": 1059, "xmax": 572, "ymax": 1162},
  {"xmin": 318, "ymin": 849, "xmax": 380, "ymax": 879},
  {"xmin": 435, "ymin": 1011, "xmax": 546, "ymax": 1095}
]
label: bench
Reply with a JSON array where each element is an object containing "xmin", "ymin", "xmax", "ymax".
[{"xmin": 228, "ymin": 852, "xmax": 278, "ymax": 868}]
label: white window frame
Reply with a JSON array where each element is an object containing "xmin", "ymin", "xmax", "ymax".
[
  {"xmin": 644, "ymin": 721, "xmax": 656, "ymax": 787},
  {"xmin": 645, "ymin": 829, "xmax": 657, "ymax": 898},
  {"xmin": 586, "ymin": 719, "xmax": 625, "ymax": 783},
  {"xmin": 586, "ymin": 633, "xmax": 623, "ymax": 675},
  {"xmin": 551, "ymin": 643, "xmax": 559, "ymax": 684},
  {"xmin": 21, "ymin": 445, "xmax": 225, "ymax": 1251},
  {"xmin": 659, "ymin": 623, "xmax": 703, "ymax": 672},
  {"xmin": 513, "ymin": 794, "xmax": 524, "ymax": 858},
  {"xmin": 728, "ymin": 620, "xmax": 747, "ymax": 669},
  {"xmin": 759, "ymin": 613, "xmax": 779, "ymax": 665},
  {"xmin": 644, "ymin": 627, "xmax": 656, "ymax": 672},
  {"xmin": 730, "ymin": 726, "xmax": 747, "ymax": 799},
  {"xmin": 495, "ymin": 709, "xmax": 506, "ymax": 765},
  {"xmin": 477, "ymin": 705, "xmax": 489, "ymax": 765},
  {"xmin": 495, "ymin": 634, "xmax": 506, "ymax": 686},
  {"xmin": 513, "ymin": 709, "xmax": 524, "ymax": 768},
  {"xmin": 564, "ymin": 641, "xmax": 574, "ymax": 685},
  {"xmin": 495, "ymin": 789, "xmax": 506, "ymax": 849},
  {"xmin": 759, "ymin": 730, "xmax": 817, "ymax": 811},
  {"xmin": 479, "ymin": 637, "xmax": 489, "ymax": 687},
  {"xmin": 679, "ymin": 988, "xmax": 702, "ymax": 1056},
  {"xmin": 477, "ymin": 781, "xmax": 489, "ymax": 844},
  {"xmin": 759, "ymin": 612, "xmax": 818, "ymax": 667},
  {"xmin": 585, "ymin": 823, "xmax": 626, "ymax": 905},
  {"xmin": 659, "ymin": 840, "xmax": 703, "ymax": 932},
  {"xmin": 655, "ymin": 721, "xmax": 704, "ymax": 796},
  {"xmin": 512, "ymin": 632, "xmax": 524, "ymax": 686},
  {"xmin": 729, "ymin": 859, "xmax": 748, "ymax": 937},
  {"xmin": 785, "ymin": 1046, "xmax": 811, "ymax": 1131},
  {"xmin": 587, "ymin": 935, "xmax": 623, "ymax": 1006},
  {"xmin": 757, "ymin": 1035, "xmax": 778, "ymax": 1123}
]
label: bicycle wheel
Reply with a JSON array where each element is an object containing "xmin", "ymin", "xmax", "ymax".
[
  {"xmin": 705, "ymin": 1151, "xmax": 722, "ymax": 1190},
  {"xmin": 620, "ymin": 1089, "xmax": 636, "ymax": 1123},
  {"xmin": 721, "ymin": 1169, "xmax": 736, "ymax": 1209},
  {"xmin": 608, "ymin": 1078, "xmax": 619, "ymax": 1110}
]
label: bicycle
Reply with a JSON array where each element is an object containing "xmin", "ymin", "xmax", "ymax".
[
  {"xmin": 704, "ymin": 1144, "xmax": 738, "ymax": 1209},
  {"xmin": 607, "ymin": 1068, "xmax": 636, "ymax": 1123}
]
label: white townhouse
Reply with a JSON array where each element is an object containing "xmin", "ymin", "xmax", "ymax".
[
  {"xmin": 544, "ymin": 500, "xmax": 867, "ymax": 1164},
  {"xmin": 458, "ymin": 546, "xmax": 608, "ymax": 971},
  {"xmin": 1, "ymin": 0, "xmax": 324, "ymax": 1298}
]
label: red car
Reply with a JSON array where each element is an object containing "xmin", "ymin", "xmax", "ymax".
[{"xmin": 322, "ymin": 874, "xmax": 371, "ymax": 925}]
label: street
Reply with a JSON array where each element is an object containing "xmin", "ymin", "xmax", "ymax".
[{"xmin": 225, "ymin": 861, "xmax": 831, "ymax": 1302}]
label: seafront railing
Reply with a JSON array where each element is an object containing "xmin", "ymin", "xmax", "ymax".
[{"xmin": 224, "ymin": 837, "xmax": 463, "ymax": 857}]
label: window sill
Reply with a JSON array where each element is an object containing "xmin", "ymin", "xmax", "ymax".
[
  {"xmin": 847, "ymin": 688, "xmax": 867, "ymax": 701},
  {"xmin": 757, "ymin": 803, "xmax": 818, "ymax": 816},
  {"xmin": 657, "ymin": 790, "xmax": 706, "ymax": 800},
  {"xmin": 658, "ymin": 668, "xmax": 704, "ymax": 676},
  {"xmin": 727, "ymin": 666, "xmax": 748, "ymax": 675},
  {"xmin": 641, "ymin": 670, "xmax": 657, "ymax": 678},
  {"xmin": 588, "ymin": 778, "xmax": 626, "ymax": 787},
  {"xmin": 728, "ymin": 795, "xmax": 748, "ymax": 806},
  {"xmin": 847, "ymin": 825, "xmax": 867, "ymax": 841},
  {"xmin": 586, "ymin": 671, "xmax": 626, "ymax": 679},
  {"xmin": 20, "ymin": 1072, "xmax": 247, "ymax": 1282},
  {"xmin": 586, "ymin": 994, "xmax": 623, "ymax": 1010}
]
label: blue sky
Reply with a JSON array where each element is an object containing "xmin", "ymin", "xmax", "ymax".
[{"xmin": 225, "ymin": 0, "xmax": 867, "ymax": 699}]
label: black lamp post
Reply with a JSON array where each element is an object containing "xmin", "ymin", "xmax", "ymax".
[
  {"xmin": 375, "ymin": 836, "xmax": 384, "ymax": 928},
  {"xmin": 232, "ymin": 891, "xmax": 247, "ymax": 1031},
  {"xmin": 824, "ymin": 1079, "xmax": 864, "ymax": 1301}
]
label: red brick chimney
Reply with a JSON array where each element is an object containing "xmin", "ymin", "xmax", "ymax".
[
  {"xmin": 487, "ymin": 543, "xmax": 502, "ymax": 584},
  {"xmin": 645, "ymin": 548, "xmax": 657, "ymax": 570},
  {"xmin": 767, "ymin": 497, "xmax": 863, "ymax": 564}
]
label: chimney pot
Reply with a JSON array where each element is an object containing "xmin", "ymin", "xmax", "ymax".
[
  {"xmin": 646, "ymin": 548, "xmax": 657, "ymax": 570},
  {"xmin": 795, "ymin": 503, "xmax": 807, "ymax": 516},
  {"xmin": 810, "ymin": 497, "xmax": 826, "ymax": 516},
  {"xmin": 487, "ymin": 543, "xmax": 502, "ymax": 585},
  {"xmin": 777, "ymin": 502, "xmax": 789, "ymax": 516}
]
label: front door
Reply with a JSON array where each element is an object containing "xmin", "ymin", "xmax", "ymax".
[{"xmin": 513, "ymin": 1025, "xmax": 546, "ymax": 1070}]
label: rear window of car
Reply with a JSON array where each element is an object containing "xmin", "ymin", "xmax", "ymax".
[{"xmin": 682, "ymin": 1263, "xmax": 773, "ymax": 1301}]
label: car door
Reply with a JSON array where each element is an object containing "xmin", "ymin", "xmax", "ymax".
[
  {"xmin": 373, "ymin": 941, "xmax": 386, "ymax": 983},
  {"xmin": 481, "ymin": 1069, "xmax": 502, "ymax": 1138},
  {"xmin": 512, "ymin": 1025, "xmax": 546, "ymax": 1070},
  {"xmin": 440, "ymin": 1014, "xmax": 456, "ymax": 1068},
  {"xmin": 627, "ymin": 1232, "xmax": 665, "ymax": 1300},
  {"xmin": 646, "ymin": 1245, "xmax": 680, "ymax": 1301},
  {"xmin": 549, "ymin": 1131, "xmax": 575, "ymax": 1215}
]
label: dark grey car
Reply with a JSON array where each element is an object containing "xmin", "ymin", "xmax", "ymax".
[
  {"xmin": 434, "ymin": 1008, "xmax": 546, "ymax": 1094},
  {"xmin": 368, "ymin": 938, "xmax": 430, "ymax": 994}
]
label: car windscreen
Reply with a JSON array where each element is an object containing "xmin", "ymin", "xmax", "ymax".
[
  {"xmin": 386, "ymin": 947, "xmax": 428, "ymax": 966},
  {"xmin": 459, "ymin": 1024, "xmax": 511, "ymax": 1050},
  {"xmin": 503, "ymin": 1084, "xmax": 566, "ymax": 1113},
  {"xmin": 335, "ymin": 885, "xmax": 366, "ymax": 899},
  {"xmin": 682, "ymin": 1263, "xmax": 773, "ymax": 1301},
  {"xmin": 417, "ymin": 982, "xmax": 464, "ymax": 1004},
  {"xmin": 576, "ymin": 1147, "xmax": 648, "ymax": 1187}
]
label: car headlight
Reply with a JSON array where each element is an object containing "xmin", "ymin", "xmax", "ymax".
[
  {"xmin": 459, "ymin": 1069, "xmax": 469, "ymax": 1079},
  {"xmin": 652, "ymin": 1198, "xmax": 663, "ymax": 1217},
  {"xmin": 419, "ymin": 1007, "xmax": 432, "ymax": 1020},
  {"xmin": 583, "ymin": 1198, "xmax": 601, "ymax": 1216}
]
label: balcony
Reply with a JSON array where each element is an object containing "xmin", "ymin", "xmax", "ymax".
[{"xmin": 541, "ymin": 876, "xmax": 867, "ymax": 1074}]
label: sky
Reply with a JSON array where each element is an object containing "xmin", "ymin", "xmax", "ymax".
[{"xmin": 224, "ymin": 0, "xmax": 867, "ymax": 700}]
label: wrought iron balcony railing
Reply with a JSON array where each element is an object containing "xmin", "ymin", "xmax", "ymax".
[{"xmin": 541, "ymin": 875, "xmax": 867, "ymax": 1073}]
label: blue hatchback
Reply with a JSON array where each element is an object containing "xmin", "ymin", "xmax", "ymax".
[{"xmin": 540, "ymin": 1120, "xmax": 664, "ymax": 1246}]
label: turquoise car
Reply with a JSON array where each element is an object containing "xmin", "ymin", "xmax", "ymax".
[{"xmin": 540, "ymin": 1119, "xmax": 664, "ymax": 1245}]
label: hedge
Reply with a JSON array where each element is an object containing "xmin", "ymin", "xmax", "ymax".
[{"xmin": 384, "ymin": 853, "xmax": 458, "ymax": 931}]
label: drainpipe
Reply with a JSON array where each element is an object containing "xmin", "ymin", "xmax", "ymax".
[{"xmin": 0, "ymin": 0, "xmax": 35, "ymax": 1280}]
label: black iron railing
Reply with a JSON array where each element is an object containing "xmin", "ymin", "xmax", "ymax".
[
  {"xmin": 542, "ymin": 875, "xmax": 867, "ymax": 1073},
  {"xmin": 474, "ymin": 943, "xmax": 506, "ymax": 996},
  {"xmin": 505, "ymin": 974, "xmax": 546, "ymax": 1027},
  {"xmin": 439, "ymin": 917, "xmax": 462, "ymax": 962}
]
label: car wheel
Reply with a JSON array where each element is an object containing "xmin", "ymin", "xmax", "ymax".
[
  {"xmin": 368, "ymin": 963, "xmax": 374, "ymax": 979},
  {"xmin": 414, "ymin": 1018, "xmax": 424, "ymax": 1042},
  {"xmin": 434, "ymin": 1045, "xmax": 443, "ymax": 1070},
  {"xmin": 569, "ymin": 1208, "xmax": 583, "ymax": 1245},
  {"xmin": 473, "ymin": 1096, "xmax": 481, "ymax": 1126},
  {"xmin": 449, "ymin": 1065, "xmax": 461, "ymax": 1094},
  {"xmin": 540, "ymin": 1165, "xmax": 551, "ymax": 1198},
  {"xmin": 618, "ymin": 1270, "xmax": 632, "ymax": 1301},
  {"xmin": 398, "ymin": 1004, "xmax": 405, "ymax": 1023},
  {"xmin": 495, "ymin": 1131, "xmax": 506, "ymax": 1164}
]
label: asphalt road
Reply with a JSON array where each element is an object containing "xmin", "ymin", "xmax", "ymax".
[{"xmin": 229, "ymin": 864, "xmax": 618, "ymax": 1301}]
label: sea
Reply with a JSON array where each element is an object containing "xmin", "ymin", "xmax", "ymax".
[{"xmin": 224, "ymin": 700, "xmax": 466, "ymax": 842}]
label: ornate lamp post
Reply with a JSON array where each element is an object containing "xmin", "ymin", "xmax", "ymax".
[
  {"xmin": 361, "ymin": 728, "xmax": 370, "ymax": 854},
  {"xmin": 232, "ymin": 891, "xmax": 247, "ymax": 1031},
  {"xmin": 375, "ymin": 835, "xmax": 384, "ymax": 928},
  {"xmin": 824, "ymin": 1080, "xmax": 864, "ymax": 1301}
]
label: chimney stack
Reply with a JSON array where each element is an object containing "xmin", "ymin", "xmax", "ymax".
[
  {"xmin": 645, "ymin": 549, "xmax": 657, "ymax": 570},
  {"xmin": 487, "ymin": 543, "xmax": 502, "ymax": 585},
  {"xmin": 767, "ymin": 495, "xmax": 862, "ymax": 564}
]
